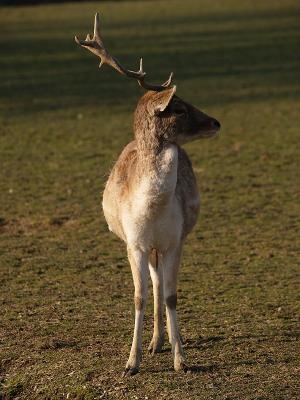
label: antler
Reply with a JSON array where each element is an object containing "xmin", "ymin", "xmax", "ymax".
[{"xmin": 75, "ymin": 13, "xmax": 173, "ymax": 92}]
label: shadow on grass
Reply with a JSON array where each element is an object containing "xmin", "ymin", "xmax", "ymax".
[
  {"xmin": 1, "ymin": 5, "xmax": 300, "ymax": 117},
  {"xmin": 184, "ymin": 335, "xmax": 225, "ymax": 348},
  {"xmin": 149, "ymin": 331, "xmax": 294, "ymax": 374},
  {"xmin": 183, "ymin": 332, "xmax": 289, "ymax": 351},
  {"xmin": 148, "ymin": 363, "xmax": 219, "ymax": 374}
]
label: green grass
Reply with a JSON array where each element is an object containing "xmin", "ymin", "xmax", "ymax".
[{"xmin": 0, "ymin": 0, "xmax": 299, "ymax": 399}]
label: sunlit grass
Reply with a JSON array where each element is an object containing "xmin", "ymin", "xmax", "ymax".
[{"xmin": 0, "ymin": 0, "xmax": 299, "ymax": 399}]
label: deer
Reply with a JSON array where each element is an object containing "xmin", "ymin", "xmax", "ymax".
[{"xmin": 75, "ymin": 13, "xmax": 220, "ymax": 376}]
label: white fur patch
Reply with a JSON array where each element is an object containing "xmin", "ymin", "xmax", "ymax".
[{"xmin": 122, "ymin": 145, "xmax": 182, "ymax": 252}]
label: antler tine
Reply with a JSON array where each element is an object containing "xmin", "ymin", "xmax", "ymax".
[
  {"xmin": 137, "ymin": 62, "xmax": 174, "ymax": 92},
  {"xmin": 162, "ymin": 72, "xmax": 174, "ymax": 87},
  {"xmin": 75, "ymin": 13, "xmax": 144, "ymax": 76},
  {"xmin": 75, "ymin": 13, "xmax": 174, "ymax": 92},
  {"xmin": 93, "ymin": 12, "xmax": 101, "ymax": 42}
]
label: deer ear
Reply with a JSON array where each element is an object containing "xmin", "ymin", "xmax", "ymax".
[{"xmin": 153, "ymin": 86, "xmax": 177, "ymax": 113}]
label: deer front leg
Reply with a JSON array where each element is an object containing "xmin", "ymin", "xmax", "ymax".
[
  {"xmin": 123, "ymin": 247, "xmax": 149, "ymax": 377},
  {"xmin": 148, "ymin": 250, "xmax": 165, "ymax": 354},
  {"xmin": 163, "ymin": 245, "xmax": 187, "ymax": 372}
]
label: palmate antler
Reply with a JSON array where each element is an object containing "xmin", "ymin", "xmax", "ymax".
[{"xmin": 75, "ymin": 13, "xmax": 173, "ymax": 92}]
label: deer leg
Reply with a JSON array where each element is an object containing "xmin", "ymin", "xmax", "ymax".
[
  {"xmin": 163, "ymin": 245, "xmax": 187, "ymax": 372},
  {"xmin": 166, "ymin": 310, "xmax": 184, "ymax": 346},
  {"xmin": 166, "ymin": 310, "xmax": 172, "ymax": 344},
  {"xmin": 148, "ymin": 250, "xmax": 165, "ymax": 354},
  {"xmin": 123, "ymin": 247, "xmax": 149, "ymax": 377}
]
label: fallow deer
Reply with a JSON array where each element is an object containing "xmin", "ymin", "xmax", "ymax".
[{"xmin": 75, "ymin": 13, "xmax": 220, "ymax": 376}]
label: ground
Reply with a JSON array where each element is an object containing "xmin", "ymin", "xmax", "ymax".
[{"xmin": 0, "ymin": 0, "xmax": 299, "ymax": 399}]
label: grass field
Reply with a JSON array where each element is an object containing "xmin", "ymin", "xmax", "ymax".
[{"xmin": 0, "ymin": 0, "xmax": 300, "ymax": 399}]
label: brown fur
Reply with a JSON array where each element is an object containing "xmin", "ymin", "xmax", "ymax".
[{"xmin": 135, "ymin": 296, "xmax": 145, "ymax": 311}]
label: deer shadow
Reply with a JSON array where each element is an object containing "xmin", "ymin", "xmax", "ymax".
[{"xmin": 148, "ymin": 332, "xmax": 291, "ymax": 374}]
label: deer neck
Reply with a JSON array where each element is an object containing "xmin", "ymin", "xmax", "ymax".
[
  {"xmin": 136, "ymin": 129, "xmax": 161, "ymax": 168},
  {"xmin": 134, "ymin": 124, "xmax": 178, "ymax": 203}
]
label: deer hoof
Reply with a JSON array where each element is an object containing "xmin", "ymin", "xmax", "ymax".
[
  {"xmin": 174, "ymin": 360, "xmax": 189, "ymax": 373},
  {"xmin": 148, "ymin": 336, "xmax": 164, "ymax": 355},
  {"xmin": 122, "ymin": 367, "xmax": 139, "ymax": 377}
]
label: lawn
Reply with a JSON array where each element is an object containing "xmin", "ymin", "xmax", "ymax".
[{"xmin": 0, "ymin": 0, "xmax": 299, "ymax": 399}]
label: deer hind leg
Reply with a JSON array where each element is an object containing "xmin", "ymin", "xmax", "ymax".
[
  {"xmin": 148, "ymin": 249, "xmax": 165, "ymax": 355},
  {"xmin": 163, "ymin": 245, "xmax": 188, "ymax": 372},
  {"xmin": 167, "ymin": 311, "xmax": 184, "ymax": 346},
  {"xmin": 123, "ymin": 247, "xmax": 149, "ymax": 376}
]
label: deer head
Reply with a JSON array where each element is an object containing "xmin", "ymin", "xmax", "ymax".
[
  {"xmin": 133, "ymin": 88, "xmax": 220, "ymax": 146},
  {"xmin": 75, "ymin": 13, "xmax": 221, "ymax": 145}
]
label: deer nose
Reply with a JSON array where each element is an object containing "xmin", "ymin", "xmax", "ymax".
[{"xmin": 211, "ymin": 119, "xmax": 221, "ymax": 130}]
